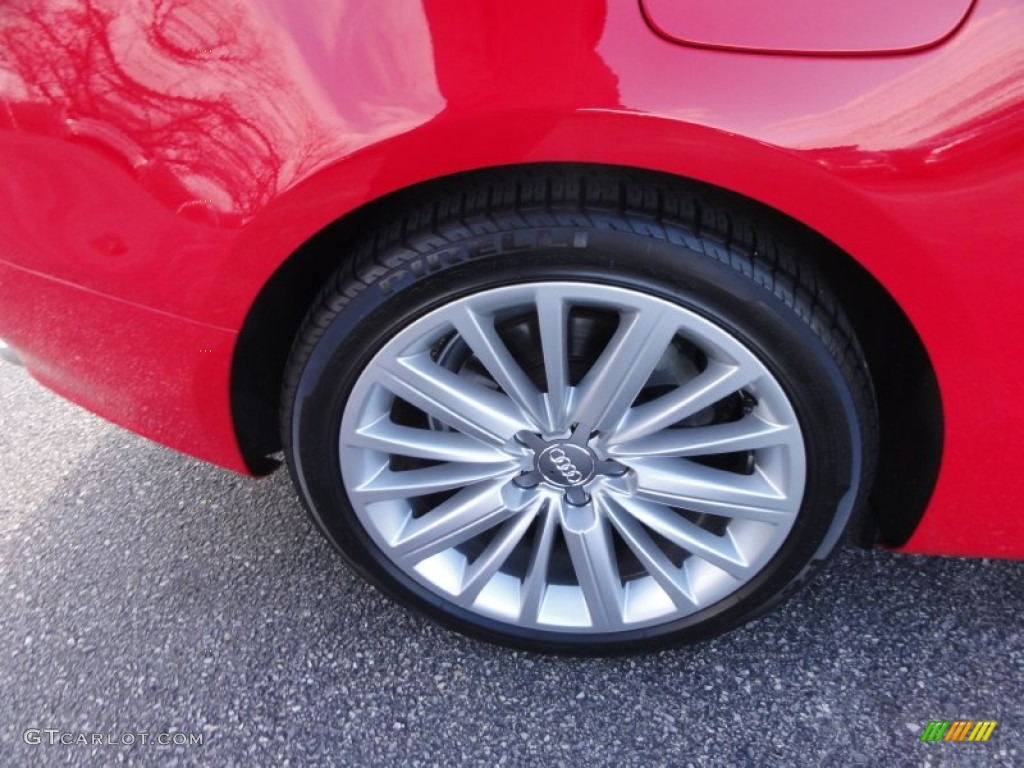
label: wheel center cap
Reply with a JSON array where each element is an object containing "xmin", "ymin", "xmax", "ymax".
[
  {"xmin": 537, "ymin": 443, "xmax": 596, "ymax": 487},
  {"xmin": 513, "ymin": 426, "xmax": 628, "ymax": 507}
]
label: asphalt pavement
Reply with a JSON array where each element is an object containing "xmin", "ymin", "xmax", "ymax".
[{"xmin": 1, "ymin": 362, "xmax": 1021, "ymax": 767}]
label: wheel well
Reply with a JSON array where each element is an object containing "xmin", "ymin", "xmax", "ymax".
[{"xmin": 231, "ymin": 162, "xmax": 942, "ymax": 546}]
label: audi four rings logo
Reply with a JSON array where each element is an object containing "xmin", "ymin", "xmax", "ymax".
[{"xmin": 547, "ymin": 448, "xmax": 584, "ymax": 483}]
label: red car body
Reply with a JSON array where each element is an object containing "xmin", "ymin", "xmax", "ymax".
[{"xmin": 1, "ymin": 0, "xmax": 1021, "ymax": 557}]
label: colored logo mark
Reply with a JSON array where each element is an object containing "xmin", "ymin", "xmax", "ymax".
[{"xmin": 920, "ymin": 720, "xmax": 997, "ymax": 742}]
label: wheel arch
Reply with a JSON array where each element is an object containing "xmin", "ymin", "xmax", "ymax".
[{"xmin": 231, "ymin": 146, "xmax": 942, "ymax": 548}]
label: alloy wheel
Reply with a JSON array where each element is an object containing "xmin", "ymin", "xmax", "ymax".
[{"xmin": 338, "ymin": 282, "xmax": 806, "ymax": 633}]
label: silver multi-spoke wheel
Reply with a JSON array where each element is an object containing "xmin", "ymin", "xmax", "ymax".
[{"xmin": 339, "ymin": 282, "xmax": 806, "ymax": 633}]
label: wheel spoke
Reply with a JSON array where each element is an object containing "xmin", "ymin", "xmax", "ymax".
[
  {"xmin": 611, "ymin": 495, "xmax": 751, "ymax": 579},
  {"xmin": 392, "ymin": 480, "xmax": 519, "ymax": 564},
  {"xmin": 571, "ymin": 308, "xmax": 679, "ymax": 432},
  {"xmin": 629, "ymin": 456, "xmax": 796, "ymax": 523},
  {"xmin": 562, "ymin": 498, "xmax": 624, "ymax": 629},
  {"xmin": 455, "ymin": 499, "xmax": 542, "ymax": 606},
  {"xmin": 350, "ymin": 416, "xmax": 516, "ymax": 463},
  {"xmin": 608, "ymin": 361, "xmax": 759, "ymax": 445},
  {"xmin": 604, "ymin": 498, "xmax": 698, "ymax": 609},
  {"xmin": 608, "ymin": 414, "xmax": 796, "ymax": 459},
  {"xmin": 450, "ymin": 305, "xmax": 545, "ymax": 425},
  {"xmin": 380, "ymin": 352, "xmax": 530, "ymax": 444},
  {"xmin": 352, "ymin": 461, "xmax": 518, "ymax": 503},
  {"xmin": 535, "ymin": 288, "xmax": 570, "ymax": 430},
  {"xmin": 519, "ymin": 501, "xmax": 557, "ymax": 623}
]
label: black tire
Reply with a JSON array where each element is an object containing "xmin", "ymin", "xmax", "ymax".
[{"xmin": 281, "ymin": 167, "xmax": 878, "ymax": 654}]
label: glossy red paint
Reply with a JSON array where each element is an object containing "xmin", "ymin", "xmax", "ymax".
[
  {"xmin": 0, "ymin": 0, "xmax": 1022, "ymax": 557},
  {"xmin": 641, "ymin": 0, "xmax": 976, "ymax": 55}
]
